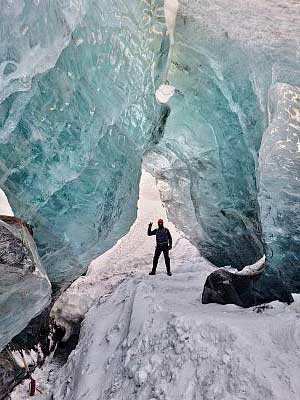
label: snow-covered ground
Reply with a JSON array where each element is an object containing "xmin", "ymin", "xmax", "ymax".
[
  {"xmin": 10, "ymin": 171, "xmax": 300, "ymax": 400},
  {"xmin": 52, "ymin": 277, "xmax": 300, "ymax": 400}
]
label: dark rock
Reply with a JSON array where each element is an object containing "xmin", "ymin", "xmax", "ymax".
[{"xmin": 202, "ymin": 268, "xmax": 294, "ymax": 308}]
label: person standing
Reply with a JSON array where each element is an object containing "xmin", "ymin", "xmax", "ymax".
[{"xmin": 148, "ymin": 219, "xmax": 172, "ymax": 276}]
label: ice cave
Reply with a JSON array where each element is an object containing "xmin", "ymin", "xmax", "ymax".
[{"xmin": 0, "ymin": 0, "xmax": 300, "ymax": 399}]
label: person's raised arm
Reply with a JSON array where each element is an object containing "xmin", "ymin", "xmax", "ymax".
[{"xmin": 148, "ymin": 222, "xmax": 156, "ymax": 236}]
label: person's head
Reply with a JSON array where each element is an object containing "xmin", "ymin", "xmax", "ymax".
[{"xmin": 158, "ymin": 218, "xmax": 164, "ymax": 228}]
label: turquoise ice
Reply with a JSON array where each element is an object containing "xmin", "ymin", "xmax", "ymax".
[{"xmin": 0, "ymin": 0, "xmax": 299, "ymax": 298}]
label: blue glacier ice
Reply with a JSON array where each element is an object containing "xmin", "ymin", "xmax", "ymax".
[
  {"xmin": 145, "ymin": 1, "xmax": 300, "ymax": 298},
  {"xmin": 259, "ymin": 83, "xmax": 300, "ymax": 292},
  {"xmin": 0, "ymin": 0, "xmax": 167, "ymax": 286},
  {"xmin": 0, "ymin": 0, "xmax": 299, "ymax": 323}
]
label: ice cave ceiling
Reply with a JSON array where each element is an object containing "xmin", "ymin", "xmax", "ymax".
[{"xmin": 0, "ymin": 0, "xmax": 300, "ymax": 294}]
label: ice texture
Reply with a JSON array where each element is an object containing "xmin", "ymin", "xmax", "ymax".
[
  {"xmin": 0, "ymin": 0, "xmax": 300, "ymax": 298},
  {"xmin": 259, "ymin": 84, "xmax": 300, "ymax": 291},
  {"xmin": 145, "ymin": 1, "xmax": 300, "ymax": 294},
  {"xmin": 0, "ymin": 0, "xmax": 167, "ymax": 284},
  {"xmin": 0, "ymin": 220, "xmax": 51, "ymax": 351}
]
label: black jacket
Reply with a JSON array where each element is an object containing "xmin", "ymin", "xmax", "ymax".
[{"xmin": 148, "ymin": 225, "xmax": 172, "ymax": 247}]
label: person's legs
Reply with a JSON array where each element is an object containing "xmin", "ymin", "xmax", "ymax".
[
  {"xmin": 150, "ymin": 247, "xmax": 162, "ymax": 274},
  {"xmin": 162, "ymin": 247, "xmax": 171, "ymax": 275}
]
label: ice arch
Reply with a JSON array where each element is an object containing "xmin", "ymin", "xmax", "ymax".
[{"xmin": 0, "ymin": 0, "xmax": 299, "ymax": 298}]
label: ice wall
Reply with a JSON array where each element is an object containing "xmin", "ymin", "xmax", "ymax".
[
  {"xmin": 259, "ymin": 83, "xmax": 300, "ymax": 291},
  {"xmin": 0, "ymin": 0, "xmax": 300, "ymax": 297},
  {"xmin": 0, "ymin": 219, "xmax": 51, "ymax": 351},
  {"xmin": 0, "ymin": 0, "xmax": 167, "ymax": 284},
  {"xmin": 146, "ymin": 1, "xmax": 300, "ymax": 295}
]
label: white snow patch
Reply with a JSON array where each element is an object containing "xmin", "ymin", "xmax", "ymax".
[
  {"xmin": 155, "ymin": 84, "xmax": 176, "ymax": 104},
  {"xmin": 223, "ymin": 254, "xmax": 266, "ymax": 276},
  {"xmin": 51, "ymin": 276, "xmax": 300, "ymax": 400},
  {"xmin": 0, "ymin": 188, "xmax": 13, "ymax": 215}
]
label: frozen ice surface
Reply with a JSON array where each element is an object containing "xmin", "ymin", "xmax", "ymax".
[
  {"xmin": 3, "ymin": 3, "xmax": 300, "ymax": 395},
  {"xmin": 0, "ymin": 0, "xmax": 300, "ymax": 304},
  {"xmin": 0, "ymin": 0, "xmax": 166, "ymax": 285},
  {"xmin": 145, "ymin": 0, "xmax": 300, "ymax": 296},
  {"xmin": 259, "ymin": 84, "xmax": 300, "ymax": 291},
  {"xmin": 0, "ymin": 219, "xmax": 51, "ymax": 351}
]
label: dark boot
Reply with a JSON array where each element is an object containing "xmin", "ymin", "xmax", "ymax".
[{"xmin": 149, "ymin": 271, "xmax": 156, "ymax": 275}]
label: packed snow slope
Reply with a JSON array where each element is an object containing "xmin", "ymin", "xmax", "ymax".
[
  {"xmin": 52, "ymin": 276, "xmax": 300, "ymax": 400},
  {"xmin": 0, "ymin": 1, "xmax": 300, "ymax": 294},
  {"xmin": 11, "ymin": 170, "xmax": 300, "ymax": 400}
]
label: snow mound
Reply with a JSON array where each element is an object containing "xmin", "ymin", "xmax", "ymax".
[
  {"xmin": 155, "ymin": 84, "xmax": 176, "ymax": 104},
  {"xmin": 223, "ymin": 255, "xmax": 266, "ymax": 276},
  {"xmin": 52, "ymin": 272, "xmax": 300, "ymax": 400}
]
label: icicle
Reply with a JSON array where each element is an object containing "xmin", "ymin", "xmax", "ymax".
[{"xmin": 155, "ymin": 0, "xmax": 179, "ymax": 104}]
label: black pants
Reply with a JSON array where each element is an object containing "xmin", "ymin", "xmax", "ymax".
[{"xmin": 152, "ymin": 244, "xmax": 170, "ymax": 273}]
